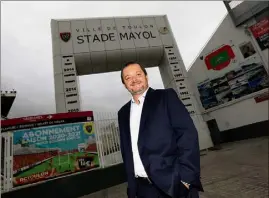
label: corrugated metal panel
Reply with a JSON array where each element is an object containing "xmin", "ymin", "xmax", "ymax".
[{"xmin": 223, "ymin": 1, "xmax": 269, "ymax": 27}]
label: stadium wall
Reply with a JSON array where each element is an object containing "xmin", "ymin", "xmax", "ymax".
[{"xmin": 188, "ymin": 13, "xmax": 269, "ymax": 143}]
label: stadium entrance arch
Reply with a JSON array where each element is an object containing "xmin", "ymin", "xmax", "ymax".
[{"xmin": 51, "ymin": 15, "xmax": 213, "ymax": 150}]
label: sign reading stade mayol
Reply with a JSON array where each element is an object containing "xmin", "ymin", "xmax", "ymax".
[
  {"xmin": 204, "ymin": 45, "xmax": 235, "ymax": 71},
  {"xmin": 60, "ymin": 24, "xmax": 159, "ymax": 43}
]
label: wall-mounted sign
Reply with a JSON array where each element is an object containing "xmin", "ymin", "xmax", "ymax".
[
  {"xmin": 239, "ymin": 41, "xmax": 256, "ymax": 59},
  {"xmin": 205, "ymin": 45, "xmax": 235, "ymax": 71},
  {"xmin": 59, "ymin": 24, "xmax": 159, "ymax": 44},
  {"xmin": 249, "ymin": 17, "xmax": 269, "ymax": 51},
  {"xmin": 198, "ymin": 58, "xmax": 269, "ymax": 110},
  {"xmin": 76, "ymin": 31, "xmax": 156, "ymax": 44},
  {"xmin": 254, "ymin": 91, "xmax": 269, "ymax": 103}
]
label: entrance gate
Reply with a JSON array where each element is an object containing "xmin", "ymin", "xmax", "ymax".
[{"xmin": 51, "ymin": 15, "xmax": 214, "ymax": 150}]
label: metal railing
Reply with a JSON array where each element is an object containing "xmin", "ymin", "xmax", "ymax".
[{"xmin": 94, "ymin": 112, "xmax": 123, "ymax": 168}]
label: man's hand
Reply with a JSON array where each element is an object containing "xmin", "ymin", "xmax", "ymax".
[{"xmin": 181, "ymin": 181, "xmax": 190, "ymax": 189}]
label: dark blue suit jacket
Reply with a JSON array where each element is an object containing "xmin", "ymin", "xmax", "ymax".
[{"xmin": 118, "ymin": 88, "xmax": 203, "ymax": 198}]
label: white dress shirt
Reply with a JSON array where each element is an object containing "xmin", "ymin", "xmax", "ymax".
[{"xmin": 130, "ymin": 87, "xmax": 149, "ymax": 178}]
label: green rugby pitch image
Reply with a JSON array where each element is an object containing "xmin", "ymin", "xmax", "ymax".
[{"xmin": 14, "ymin": 152, "xmax": 99, "ymax": 186}]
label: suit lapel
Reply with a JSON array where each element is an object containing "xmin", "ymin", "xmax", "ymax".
[
  {"xmin": 123, "ymin": 101, "xmax": 132, "ymax": 143},
  {"xmin": 120, "ymin": 101, "xmax": 136, "ymax": 176},
  {"xmin": 138, "ymin": 87, "xmax": 154, "ymax": 143}
]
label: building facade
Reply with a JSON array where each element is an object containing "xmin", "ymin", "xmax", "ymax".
[{"xmin": 188, "ymin": 1, "xmax": 268, "ymax": 142}]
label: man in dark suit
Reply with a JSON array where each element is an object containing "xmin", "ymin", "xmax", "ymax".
[{"xmin": 118, "ymin": 62, "xmax": 203, "ymax": 198}]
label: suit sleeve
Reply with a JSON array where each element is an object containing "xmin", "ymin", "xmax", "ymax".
[
  {"xmin": 117, "ymin": 111, "xmax": 129, "ymax": 196},
  {"xmin": 117, "ymin": 111, "xmax": 126, "ymax": 162},
  {"xmin": 165, "ymin": 88, "xmax": 201, "ymax": 185}
]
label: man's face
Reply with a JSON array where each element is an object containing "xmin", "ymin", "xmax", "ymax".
[{"xmin": 122, "ymin": 63, "xmax": 149, "ymax": 95}]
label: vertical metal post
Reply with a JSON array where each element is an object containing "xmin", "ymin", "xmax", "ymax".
[
  {"xmin": 0, "ymin": 134, "xmax": 2, "ymax": 197},
  {"xmin": 9, "ymin": 133, "xmax": 13, "ymax": 191},
  {"xmin": 95, "ymin": 112, "xmax": 105, "ymax": 168},
  {"xmin": 1, "ymin": 132, "xmax": 13, "ymax": 193},
  {"xmin": 3, "ymin": 134, "xmax": 8, "ymax": 192},
  {"xmin": 5, "ymin": 133, "xmax": 12, "ymax": 191},
  {"xmin": 94, "ymin": 112, "xmax": 104, "ymax": 169}
]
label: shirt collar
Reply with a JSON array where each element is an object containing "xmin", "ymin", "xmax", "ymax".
[{"xmin": 131, "ymin": 87, "xmax": 149, "ymax": 103}]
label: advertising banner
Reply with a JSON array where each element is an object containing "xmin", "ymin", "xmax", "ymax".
[
  {"xmin": 205, "ymin": 45, "xmax": 235, "ymax": 71},
  {"xmin": 249, "ymin": 17, "xmax": 269, "ymax": 51},
  {"xmin": 1, "ymin": 111, "xmax": 100, "ymax": 187},
  {"xmin": 1, "ymin": 111, "xmax": 94, "ymax": 132},
  {"xmin": 197, "ymin": 45, "xmax": 269, "ymax": 110}
]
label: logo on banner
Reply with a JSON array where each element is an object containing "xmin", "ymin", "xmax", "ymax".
[
  {"xmin": 83, "ymin": 122, "xmax": 94, "ymax": 135},
  {"xmin": 60, "ymin": 32, "xmax": 71, "ymax": 42}
]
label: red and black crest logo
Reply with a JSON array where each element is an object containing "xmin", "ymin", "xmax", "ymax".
[{"xmin": 60, "ymin": 32, "xmax": 71, "ymax": 42}]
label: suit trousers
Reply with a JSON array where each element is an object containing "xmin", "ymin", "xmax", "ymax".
[
  {"xmin": 135, "ymin": 177, "xmax": 171, "ymax": 198},
  {"xmin": 135, "ymin": 177, "xmax": 199, "ymax": 198}
]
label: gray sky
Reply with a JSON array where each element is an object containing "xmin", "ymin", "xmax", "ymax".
[{"xmin": 1, "ymin": 1, "xmax": 227, "ymax": 118}]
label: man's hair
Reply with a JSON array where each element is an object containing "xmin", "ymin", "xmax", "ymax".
[{"xmin": 120, "ymin": 61, "xmax": 147, "ymax": 84}]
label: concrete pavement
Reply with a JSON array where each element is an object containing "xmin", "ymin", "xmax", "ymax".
[{"xmin": 81, "ymin": 137, "xmax": 268, "ymax": 198}]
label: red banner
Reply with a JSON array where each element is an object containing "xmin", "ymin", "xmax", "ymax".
[
  {"xmin": 1, "ymin": 111, "xmax": 93, "ymax": 126},
  {"xmin": 249, "ymin": 18, "xmax": 269, "ymax": 50},
  {"xmin": 250, "ymin": 18, "xmax": 269, "ymax": 38}
]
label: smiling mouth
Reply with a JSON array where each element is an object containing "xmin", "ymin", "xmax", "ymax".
[{"xmin": 132, "ymin": 82, "xmax": 141, "ymax": 86}]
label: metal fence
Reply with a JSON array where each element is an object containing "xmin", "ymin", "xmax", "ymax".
[{"xmin": 94, "ymin": 112, "xmax": 123, "ymax": 168}]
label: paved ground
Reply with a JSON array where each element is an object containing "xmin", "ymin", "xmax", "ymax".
[
  {"xmin": 200, "ymin": 137, "xmax": 268, "ymax": 198},
  {"xmin": 81, "ymin": 137, "xmax": 268, "ymax": 198}
]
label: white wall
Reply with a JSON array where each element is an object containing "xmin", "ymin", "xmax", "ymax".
[
  {"xmin": 202, "ymin": 94, "xmax": 269, "ymax": 131},
  {"xmin": 188, "ymin": 13, "xmax": 269, "ymax": 131}
]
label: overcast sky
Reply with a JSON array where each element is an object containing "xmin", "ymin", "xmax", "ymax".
[{"xmin": 1, "ymin": 1, "xmax": 227, "ymax": 118}]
